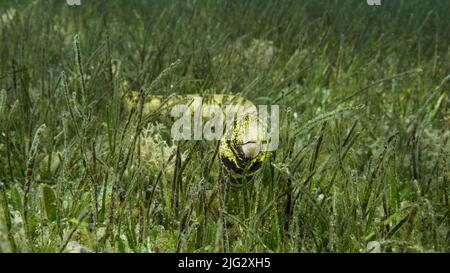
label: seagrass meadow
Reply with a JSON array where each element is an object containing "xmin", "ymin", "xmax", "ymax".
[{"xmin": 0, "ymin": 0, "xmax": 449, "ymax": 253}]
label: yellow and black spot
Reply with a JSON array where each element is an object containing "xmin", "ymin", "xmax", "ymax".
[{"xmin": 123, "ymin": 90, "xmax": 268, "ymax": 177}]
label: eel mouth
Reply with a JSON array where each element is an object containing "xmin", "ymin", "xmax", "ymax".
[{"xmin": 238, "ymin": 141, "xmax": 257, "ymax": 145}]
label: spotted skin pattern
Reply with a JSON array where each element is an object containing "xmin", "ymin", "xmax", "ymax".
[{"xmin": 124, "ymin": 91, "xmax": 267, "ymax": 177}]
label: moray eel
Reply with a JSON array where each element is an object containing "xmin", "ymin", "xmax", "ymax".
[{"xmin": 123, "ymin": 91, "xmax": 268, "ymax": 177}]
